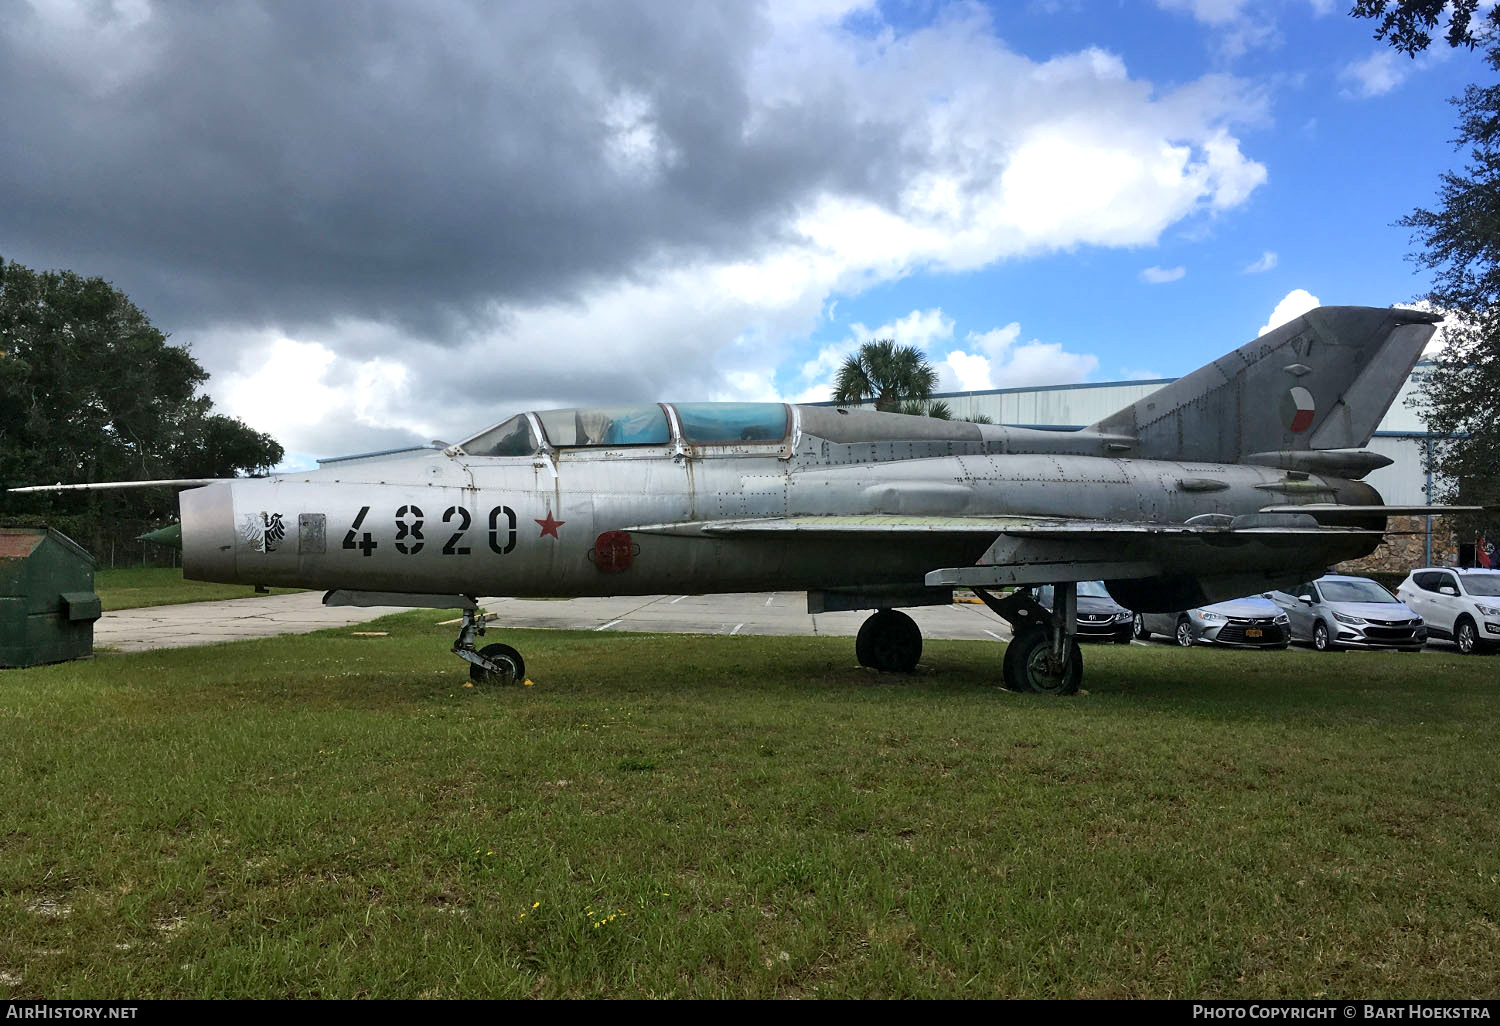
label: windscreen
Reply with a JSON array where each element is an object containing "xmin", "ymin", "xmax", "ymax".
[
  {"xmin": 460, "ymin": 414, "xmax": 537, "ymax": 457},
  {"xmin": 1076, "ymin": 581, "xmax": 1112, "ymax": 599},
  {"xmin": 535, "ymin": 405, "xmax": 671, "ymax": 447},
  {"xmin": 1318, "ymin": 579, "xmax": 1399, "ymax": 603}
]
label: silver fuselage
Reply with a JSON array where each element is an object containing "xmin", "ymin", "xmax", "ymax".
[{"xmin": 181, "ymin": 409, "xmax": 1380, "ymax": 599}]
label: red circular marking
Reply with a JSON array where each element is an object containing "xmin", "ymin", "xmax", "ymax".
[{"xmin": 592, "ymin": 530, "xmax": 634, "ymax": 573}]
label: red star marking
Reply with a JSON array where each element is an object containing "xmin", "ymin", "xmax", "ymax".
[{"xmin": 536, "ymin": 511, "xmax": 565, "ymax": 539}]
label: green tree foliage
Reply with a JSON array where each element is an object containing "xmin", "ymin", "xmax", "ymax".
[
  {"xmin": 830, "ymin": 339, "xmax": 997, "ymax": 422},
  {"xmin": 1, "ymin": 256, "xmax": 283, "ymax": 562},
  {"xmin": 1352, "ymin": 4, "xmax": 1500, "ymax": 523},
  {"xmin": 1351, "ymin": 0, "xmax": 1498, "ymax": 55},
  {"xmin": 892, "ymin": 397, "xmax": 953, "ymax": 419},
  {"xmin": 833, "ymin": 339, "xmax": 938, "ymax": 413}
]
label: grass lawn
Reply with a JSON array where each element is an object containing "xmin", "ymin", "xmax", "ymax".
[
  {"xmin": 1, "ymin": 618, "xmax": 1497, "ymax": 998},
  {"xmin": 94, "ymin": 567, "xmax": 303, "ymax": 611}
]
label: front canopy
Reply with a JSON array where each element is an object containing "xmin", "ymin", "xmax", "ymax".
[{"xmin": 458, "ymin": 402, "xmax": 790, "ymax": 454}]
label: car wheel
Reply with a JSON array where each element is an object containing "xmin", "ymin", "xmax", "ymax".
[
  {"xmin": 1455, "ymin": 617, "xmax": 1479, "ymax": 655},
  {"xmin": 1132, "ymin": 613, "xmax": 1150, "ymax": 641},
  {"xmin": 1175, "ymin": 618, "xmax": 1195, "ymax": 648},
  {"xmin": 1312, "ymin": 621, "xmax": 1335, "ymax": 652}
]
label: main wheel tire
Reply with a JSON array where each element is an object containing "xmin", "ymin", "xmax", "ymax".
[
  {"xmin": 1132, "ymin": 612, "xmax": 1151, "ymax": 641},
  {"xmin": 1455, "ymin": 617, "xmax": 1479, "ymax": 655},
  {"xmin": 1001, "ymin": 630, "xmax": 1082, "ymax": 695},
  {"xmin": 469, "ymin": 643, "xmax": 525, "ymax": 684},
  {"xmin": 1175, "ymin": 618, "xmax": 1195, "ymax": 648},
  {"xmin": 855, "ymin": 609, "xmax": 922, "ymax": 673},
  {"xmin": 1312, "ymin": 621, "xmax": 1335, "ymax": 652}
]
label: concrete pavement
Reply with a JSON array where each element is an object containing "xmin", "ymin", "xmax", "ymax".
[
  {"xmin": 486, "ymin": 591, "xmax": 1015, "ymax": 641},
  {"xmin": 94, "ymin": 590, "xmax": 1018, "ymax": 652},
  {"xmin": 94, "ymin": 591, "xmax": 416, "ymax": 652},
  {"xmin": 95, "ymin": 591, "xmax": 1446, "ymax": 656}
]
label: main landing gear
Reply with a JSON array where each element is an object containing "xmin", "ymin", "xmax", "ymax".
[
  {"xmin": 452, "ymin": 605, "xmax": 526, "ymax": 684},
  {"xmin": 852, "ymin": 585, "xmax": 1083, "ymax": 694},
  {"xmin": 975, "ymin": 584, "xmax": 1083, "ymax": 695}
]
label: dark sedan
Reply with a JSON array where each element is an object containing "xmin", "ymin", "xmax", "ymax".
[{"xmin": 1034, "ymin": 581, "xmax": 1135, "ymax": 643}]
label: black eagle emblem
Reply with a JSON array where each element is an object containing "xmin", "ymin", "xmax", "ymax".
[{"xmin": 261, "ymin": 512, "xmax": 286, "ymax": 552}]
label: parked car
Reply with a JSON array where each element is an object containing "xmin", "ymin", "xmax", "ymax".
[
  {"xmin": 1266, "ymin": 574, "xmax": 1426, "ymax": 652},
  {"xmin": 1132, "ymin": 596, "xmax": 1290, "ymax": 648},
  {"xmin": 1395, "ymin": 567, "xmax": 1500, "ymax": 654},
  {"xmin": 1034, "ymin": 582, "xmax": 1134, "ymax": 643}
]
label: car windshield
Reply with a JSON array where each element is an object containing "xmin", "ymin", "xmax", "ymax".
[
  {"xmin": 1459, "ymin": 573, "xmax": 1500, "ymax": 596},
  {"xmin": 534, "ymin": 405, "xmax": 671, "ymax": 447},
  {"xmin": 1077, "ymin": 581, "xmax": 1111, "ymax": 599},
  {"xmin": 1318, "ymin": 579, "xmax": 1398, "ymax": 604}
]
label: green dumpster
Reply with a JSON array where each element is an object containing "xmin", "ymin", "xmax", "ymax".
[{"xmin": 0, "ymin": 527, "xmax": 102, "ymax": 668}]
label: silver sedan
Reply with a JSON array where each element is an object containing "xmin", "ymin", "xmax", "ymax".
[
  {"xmin": 1133, "ymin": 596, "xmax": 1291, "ymax": 648},
  {"xmin": 1267, "ymin": 575, "xmax": 1426, "ymax": 652}
]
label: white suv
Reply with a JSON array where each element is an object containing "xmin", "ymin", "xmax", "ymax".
[{"xmin": 1395, "ymin": 568, "xmax": 1500, "ymax": 654}]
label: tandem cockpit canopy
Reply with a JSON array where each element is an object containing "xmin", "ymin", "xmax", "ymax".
[{"xmin": 456, "ymin": 402, "xmax": 791, "ymax": 456}]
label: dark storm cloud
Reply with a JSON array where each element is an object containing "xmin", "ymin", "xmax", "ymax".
[{"xmin": 0, "ymin": 0, "xmax": 892, "ymax": 335}]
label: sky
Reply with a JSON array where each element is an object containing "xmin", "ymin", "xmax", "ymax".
[{"xmin": 0, "ymin": 0, "xmax": 1489, "ymax": 469}]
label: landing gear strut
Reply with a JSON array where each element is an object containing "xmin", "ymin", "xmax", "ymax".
[
  {"xmin": 452, "ymin": 605, "xmax": 526, "ymax": 684},
  {"xmin": 974, "ymin": 584, "xmax": 1083, "ymax": 695},
  {"xmin": 855, "ymin": 608, "xmax": 923, "ymax": 673}
]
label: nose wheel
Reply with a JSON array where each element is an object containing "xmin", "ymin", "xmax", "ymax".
[
  {"xmin": 469, "ymin": 643, "xmax": 525, "ymax": 684},
  {"xmin": 452, "ymin": 606, "xmax": 527, "ymax": 684}
]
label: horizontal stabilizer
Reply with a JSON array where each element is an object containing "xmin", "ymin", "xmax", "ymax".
[{"xmin": 1243, "ymin": 449, "xmax": 1393, "ymax": 478}]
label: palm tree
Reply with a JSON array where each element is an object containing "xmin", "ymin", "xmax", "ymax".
[
  {"xmin": 832, "ymin": 339, "xmax": 938, "ymax": 413},
  {"xmin": 892, "ymin": 397, "xmax": 953, "ymax": 419}
]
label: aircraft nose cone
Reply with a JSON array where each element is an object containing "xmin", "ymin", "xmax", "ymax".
[{"xmin": 180, "ymin": 482, "xmax": 238, "ymax": 583}]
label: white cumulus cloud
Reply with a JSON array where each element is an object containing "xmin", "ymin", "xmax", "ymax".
[
  {"xmin": 1258, "ymin": 288, "xmax": 1321, "ymax": 336},
  {"xmin": 129, "ymin": 4, "xmax": 1270, "ymax": 461},
  {"xmin": 1141, "ymin": 265, "xmax": 1188, "ymax": 284},
  {"xmin": 932, "ymin": 319, "xmax": 1098, "ymax": 393}
]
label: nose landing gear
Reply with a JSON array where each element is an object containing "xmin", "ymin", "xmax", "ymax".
[{"xmin": 452, "ymin": 606, "xmax": 526, "ymax": 684}]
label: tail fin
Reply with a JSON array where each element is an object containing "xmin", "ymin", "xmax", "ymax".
[{"xmin": 1089, "ymin": 306, "xmax": 1439, "ymax": 465}]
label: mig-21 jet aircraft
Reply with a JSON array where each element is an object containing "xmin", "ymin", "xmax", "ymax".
[{"xmin": 14, "ymin": 306, "xmax": 1466, "ymax": 694}]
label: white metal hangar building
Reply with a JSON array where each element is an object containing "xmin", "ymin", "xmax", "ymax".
[{"xmin": 876, "ymin": 361, "xmax": 1443, "ymax": 508}]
